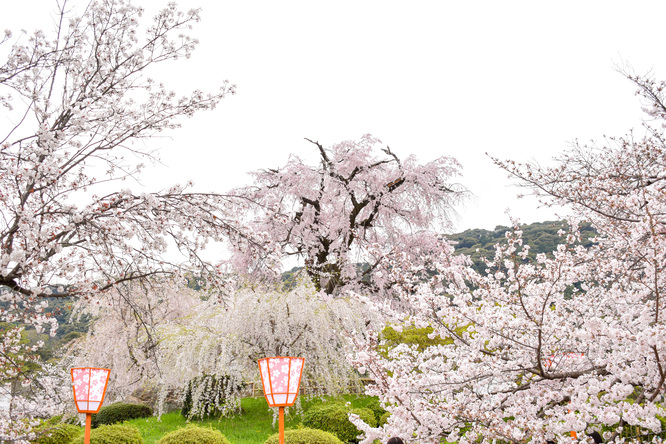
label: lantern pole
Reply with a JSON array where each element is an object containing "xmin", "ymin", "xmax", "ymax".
[
  {"xmin": 258, "ymin": 357, "xmax": 305, "ymax": 444},
  {"xmin": 84, "ymin": 413, "xmax": 92, "ymax": 444},
  {"xmin": 71, "ymin": 367, "xmax": 111, "ymax": 444},
  {"xmin": 279, "ymin": 406, "xmax": 285, "ymax": 444}
]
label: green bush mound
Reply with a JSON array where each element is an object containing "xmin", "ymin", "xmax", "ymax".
[
  {"xmin": 30, "ymin": 422, "xmax": 80, "ymax": 444},
  {"xmin": 70, "ymin": 423, "xmax": 143, "ymax": 444},
  {"xmin": 264, "ymin": 428, "xmax": 343, "ymax": 444},
  {"xmin": 156, "ymin": 425, "xmax": 231, "ymax": 444},
  {"xmin": 379, "ymin": 411, "xmax": 391, "ymax": 427},
  {"xmin": 303, "ymin": 403, "xmax": 377, "ymax": 443},
  {"xmin": 358, "ymin": 398, "xmax": 387, "ymax": 426},
  {"xmin": 91, "ymin": 402, "xmax": 153, "ymax": 427}
]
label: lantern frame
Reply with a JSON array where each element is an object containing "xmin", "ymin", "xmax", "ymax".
[
  {"xmin": 70, "ymin": 367, "xmax": 111, "ymax": 414},
  {"xmin": 258, "ymin": 356, "xmax": 304, "ymax": 407}
]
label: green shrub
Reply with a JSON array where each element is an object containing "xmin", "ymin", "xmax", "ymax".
[
  {"xmin": 351, "ymin": 408, "xmax": 377, "ymax": 428},
  {"xmin": 91, "ymin": 402, "xmax": 152, "ymax": 427},
  {"xmin": 30, "ymin": 423, "xmax": 80, "ymax": 444},
  {"xmin": 359, "ymin": 398, "xmax": 387, "ymax": 425},
  {"xmin": 264, "ymin": 428, "xmax": 343, "ymax": 444},
  {"xmin": 156, "ymin": 425, "xmax": 231, "ymax": 444},
  {"xmin": 41, "ymin": 416, "xmax": 63, "ymax": 425},
  {"xmin": 181, "ymin": 374, "xmax": 242, "ymax": 419},
  {"xmin": 380, "ymin": 325, "xmax": 452, "ymax": 355},
  {"xmin": 379, "ymin": 411, "xmax": 391, "ymax": 427},
  {"xmin": 70, "ymin": 423, "xmax": 143, "ymax": 444},
  {"xmin": 43, "ymin": 413, "xmax": 79, "ymax": 426},
  {"xmin": 303, "ymin": 403, "xmax": 377, "ymax": 443}
]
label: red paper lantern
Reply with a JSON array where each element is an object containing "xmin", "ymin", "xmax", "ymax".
[
  {"xmin": 71, "ymin": 367, "xmax": 110, "ymax": 414},
  {"xmin": 258, "ymin": 356, "xmax": 304, "ymax": 407},
  {"xmin": 258, "ymin": 357, "xmax": 305, "ymax": 444}
]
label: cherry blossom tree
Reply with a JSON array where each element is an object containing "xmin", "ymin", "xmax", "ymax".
[
  {"xmin": 0, "ymin": 0, "xmax": 248, "ymax": 302},
  {"xmin": 232, "ymin": 135, "xmax": 466, "ymax": 294},
  {"xmin": 349, "ymin": 71, "xmax": 666, "ymax": 444},
  {"xmin": 0, "ymin": 0, "xmax": 252, "ymax": 439}
]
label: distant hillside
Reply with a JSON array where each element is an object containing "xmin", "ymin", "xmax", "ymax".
[
  {"xmin": 0, "ymin": 294, "xmax": 90, "ymax": 362},
  {"xmin": 447, "ymin": 220, "xmax": 596, "ymax": 274}
]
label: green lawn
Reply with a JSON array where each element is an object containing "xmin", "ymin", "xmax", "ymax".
[{"xmin": 126, "ymin": 395, "xmax": 377, "ymax": 444}]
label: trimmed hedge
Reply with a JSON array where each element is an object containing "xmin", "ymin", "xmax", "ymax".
[
  {"xmin": 91, "ymin": 402, "xmax": 152, "ymax": 427},
  {"xmin": 156, "ymin": 425, "xmax": 231, "ymax": 444},
  {"xmin": 303, "ymin": 404, "xmax": 377, "ymax": 443},
  {"xmin": 264, "ymin": 428, "xmax": 343, "ymax": 444},
  {"xmin": 70, "ymin": 423, "xmax": 143, "ymax": 444},
  {"xmin": 30, "ymin": 423, "xmax": 80, "ymax": 444}
]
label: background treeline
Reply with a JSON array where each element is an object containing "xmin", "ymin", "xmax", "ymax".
[
  {"xmin": 448, "ymin": 220, "xmax": 596, "ymax": 274},
  {"xmin": 0, "ymin": 293, "xmax": 90, "ymax": 363}
]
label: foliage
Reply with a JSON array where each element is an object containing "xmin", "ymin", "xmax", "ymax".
[
  {"xmin": 180, "ymin": 374, "xmax": 242, "ymax": 420},
  {"xmin": 378, "ymin": 412, "xmax": 390, "ymax": 427},
  {"xmin": 30, "ymin": 422, "xmax": 80, "ymax": 444},
  {"xmin": 349, "ymin": 70, "xmax": 666, "ymax": 443},
  {"xmin": 355, "ymin": 399, "xmax": 387, "ymax": 427},
  {"xmin": 303, "ymin": 403, "xmax": 376, "ymax": 443},
  {"xmin": 91, "ymin": 402, "xmax": 153, "ymax": 428},
  {"xmin": 281, "ymin": 220, "xmax": 596, "ymax": 289},
  {"xmin": 70, "ymin": 423, "xmax": 143, "ymax": 444},
  {"xmin": 232, "ymin": 134, "xmax": 466, "ymax": 294},
  {"xmin": 263, "ymin": 428, "xmax": 343, "ymax": 444},
  {"xmin": 155, "ymin": 425, "xmax": 230, "ymax": 444},
  {"xmin": 380, "ymin": 325, "xmax": 451, "ymax": 355},
  {"xmin": 0, "ymin": 296, "xmax": 90, "ymax": 363}
]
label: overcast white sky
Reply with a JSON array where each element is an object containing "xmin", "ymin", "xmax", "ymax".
[{"xmin": 4, "ymin": 1, "xmax": 666, "ymax": 233}]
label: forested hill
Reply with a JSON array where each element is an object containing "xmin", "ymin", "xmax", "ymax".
[{"xmin": 447, "ymin": 220, "xmax": 596, "ymax": 274}]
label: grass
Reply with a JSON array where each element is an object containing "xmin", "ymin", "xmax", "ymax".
[{"xmin": 125, "ymin": 394, "xmax": 378, "ymax": 444}]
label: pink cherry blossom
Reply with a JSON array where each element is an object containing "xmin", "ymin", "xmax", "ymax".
[{"xmin": 231, "ymin": 135, "xmax": 466, "ymax": 295}]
